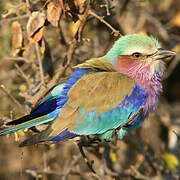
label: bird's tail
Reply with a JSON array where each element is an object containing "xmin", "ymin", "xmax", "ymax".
[{"xmin": 0, "ymin": 115, "xmax": 54, "ymax": 136}]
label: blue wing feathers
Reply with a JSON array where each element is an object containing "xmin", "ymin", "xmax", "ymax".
[
  {"xmin": 50, "ymin": 128, "xmax": 78, "ymax": 141},
  {"xmin": 1, "ymin": 68, "xmax": 146, "ymax": 142},
  {"xmin": 1, "ymin": 68, "xmax": 89, "ymax": 136}
]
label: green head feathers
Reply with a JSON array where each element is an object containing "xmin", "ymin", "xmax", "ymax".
[{"xmin": 104, "ymin": 34, "xmax": 161, "ymax": 62}]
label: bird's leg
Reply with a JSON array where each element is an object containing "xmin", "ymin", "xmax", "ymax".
[
  {"xmin": 77, "ymin": 139, "xmax": 96, "ymax": 174},
  {"xmin": 115, "ymin": 105, "xmax": 145, "ymax": 134}
]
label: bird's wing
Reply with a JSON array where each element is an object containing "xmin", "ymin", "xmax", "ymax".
[
  {"xmin": 6, "ymin": 82, "xmax": 66, "ymax": 126},
  {"xmin": 42, "ymin": 71, "xmax": 147, "ymax": 140},
  {"xmin": 0, "ymin": 68, "xmax": 88, "ymax": 135}
]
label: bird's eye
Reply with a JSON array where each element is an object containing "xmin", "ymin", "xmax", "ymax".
[{"xmin": 132, "ymin": 52, "xmax": 141, "ymax": 58}]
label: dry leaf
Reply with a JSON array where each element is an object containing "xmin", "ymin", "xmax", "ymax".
[
  {"xmin": 39, "ymin": 38, "xmax": 45, "ymax": 54},
  {"xmin": 68, "ymin": 20, "xmax": 80, "ymax": 37},
  {"xmin": 29, "ymin": 26, "xmax": 45, "ymax": 44},
  {"xmin": 65, "ymin": 0, "xmax": 86, "ymax": 22},
  {"xmin": 27, "ymin": 11, "xmax": 45, "ymax": 44},
  {"xmin": 74, "ymin": 0, "xmax": 86, "ymax": 14},
  {"xmin": 11, "ymin": 21, "xmax": 25, "ymax": 56},
  {"xmin": 47, "ymin": 1, "xmax": 62, "ymax": 27}
]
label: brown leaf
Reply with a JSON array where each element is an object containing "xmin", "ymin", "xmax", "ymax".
[
  {"xmin": 65, "ymin": 0, "xmax": 86, "ymax": 22},
  {"xmin": 29, "ymin": 26, "xmax": 45, "ymax": 44},
  {"xmin": 11, "ymin": 21, "xmax": 25, "ymax": 56},
  {"xmin": 39, "ymin": 38, "xmax": 45, "ymax": 54},
  {"xmin": 27, "ymin": 11, "xmax": 45, "ymax": 43},
  {"xmin": 47, "ymin": 1, "xmax": 62, "ymax": 27},
  {"xmin": 74, "ymin": 0, "xmax": 86, "ymax": 14}
]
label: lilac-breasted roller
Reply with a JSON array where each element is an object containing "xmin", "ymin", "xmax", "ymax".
[{"xmin": 0, "ymin": 34, "xmax": 176, "ymax": 146}]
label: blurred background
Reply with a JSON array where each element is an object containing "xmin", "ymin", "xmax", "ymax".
[{"xmin": 0, "ymin": 0, "xmax": 180, "ymax": 179}]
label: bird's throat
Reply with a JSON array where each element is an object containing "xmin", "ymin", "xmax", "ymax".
[{"xmin": 115, "ymin": 56, "xmax": 164, "ymax": 116}]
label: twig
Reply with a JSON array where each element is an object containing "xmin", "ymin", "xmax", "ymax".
[
  {"xmin": 89, "ymin": 10, "xmax": 120, "ymax": 36},
  {"xmin": 130, "ymin": 166, "xmax": 159, "ymax": 180},
  {"xmin": 115, "ymin": 105, "xmax": 144, "ymax": 133},
  {"xmin": 145, "ymin": 12, "xmax": 169, "ymax": 41},
  {"xmin": 29, "ymin": 63, "xmax": 68, "ymax": 105},
  {"xmin": 135, "ymin": 131, "xmax": 161, "ymax": 174},
  {"xmin": 35, "ymin": 43, "xmax": 45, "ymax": 86},
  {"xmin": 0, "ymin": 15, "xmax": 29, "ymax": 24},
  {"xmin": 77, "ymin": 0, "xmax": 91, "ymax": 41},
  {"xmin": 25, "ymin": 169, "xmax": 63, "ymax": 177},
  {"xmin": 58, "ymin": 27, "xmax": 68, "ymax": 47},
  {"xmin": 29, "ymin": 1, "xmax": 90, "ymax": 106},
  {"xmin": 0, "ymin": 85, "xmax": 26, "ymax": 114},
  {"xmin": 62, "ymin": 154, "xmax": 81, "ymax": 180},
  {"xmin": 77, "ymin": 141, "xmax": 96, "ymax": 174},
  {"xmin": 100, "ymin": 0, "xmax": 110, "ymax": 16},
  {"xmin": 3, "ymin": 57, "xmax": 30, "ymax": 63},
  {"xmin": 14, "ymin": 63, "xmax": 32, "ymax": 88},
  {"xmin": 25, "ymin": 0, "xmax": 31, "ymax": 14},
  {"xmin": 25, "ymin": 168, "xmax": 81, "ymax": 178}
]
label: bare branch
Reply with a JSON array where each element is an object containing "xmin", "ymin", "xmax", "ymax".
[
  {"xmin": 0, "ymin": 85, "xmax": 26, "ymax": 114},
  {"xmin": 35, "ymin": 42, "xmax": 45, "ymax": 86},
  {"xmin": 89, "ymin": 10, "xmax": 120, "ymax": 36}
]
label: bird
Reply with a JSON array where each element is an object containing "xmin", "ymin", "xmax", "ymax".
[{"xmin": 0, "ymin": 34, "xmax": 176, "ymax": 147}]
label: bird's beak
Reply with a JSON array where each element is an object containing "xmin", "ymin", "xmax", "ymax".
[{"xmin": 154, "ymin": 48, "xmax": 176, "ymax": 61}]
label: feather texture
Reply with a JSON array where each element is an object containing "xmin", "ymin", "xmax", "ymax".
[
  {"xmin": 20, "ymin": 70, "xmax": 146, "ymax": 145},
  {"xmin": 0, "ymin": 34, "xmax": 175, "ymax": 146}
]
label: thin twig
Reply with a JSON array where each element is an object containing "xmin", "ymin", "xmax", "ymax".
[
  {"xmin": 62, "ymin": 154, "xmax": 81, "ymax": 180},
  {"xmin": 29, "ymin": 1, "xmax": 90, "ymax": 106},
  {"xmin": 35, "ymin": 42, "xmax": 45, "ymax": 86},
  {"xmin": 0, "ymin": 15, "xmax": 29, "ymax": 24},
  {"xmin": 77, "ymin": 141, "xmax": 96, "ymax": 174},
  {"xmin": 15, "ymin": 63, "xmax": 32, "ymax": 88},
  {"xmin": 145, "ymin": 12, "xmax": 169, "ymax": 41},
  {"xmin": 25, "ymin": 0, "xmax": 31, "ymax": 14},
  {"xmin": 25, "ymin": 169, "xmax": 63, "ymax": 177},
  {"xmin": 3, "ymin": 57, "xmax": 30, "ymax": 63},
  {"xmin": 77, "ymin": 0, "xmax": 91, "ymax": 41},
  {"xmin": 100, "ymin": 0, "xmax": 110, "ymax": 16},
  {"xmin": 89, "ymin": 10, "xmax": 120, "ymax": 36},
  {"xmin": 116, "ymin": 105, "xmax": 144, "ymax": 133},
  {"xmin": 130, "ymin": 166, "xmax": 159, "ymax": 180},
  {"xmin": 0, "ymin": 85, "xmax": 26, "ymax": 114}
]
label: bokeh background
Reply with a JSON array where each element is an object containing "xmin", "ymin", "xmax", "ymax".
[{"xmin": 0, "ymin": 0, "xmax": 180, "ymax": 179}]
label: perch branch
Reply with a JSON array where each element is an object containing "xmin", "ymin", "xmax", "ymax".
[{"xmin": 115, "ymin": 105, "xmax": 144, "ymax": 133}]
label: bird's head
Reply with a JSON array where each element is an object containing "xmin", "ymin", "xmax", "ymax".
[{"xmin": 104, "ymin": 34, "xmax": 176, "ymax": 79}]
